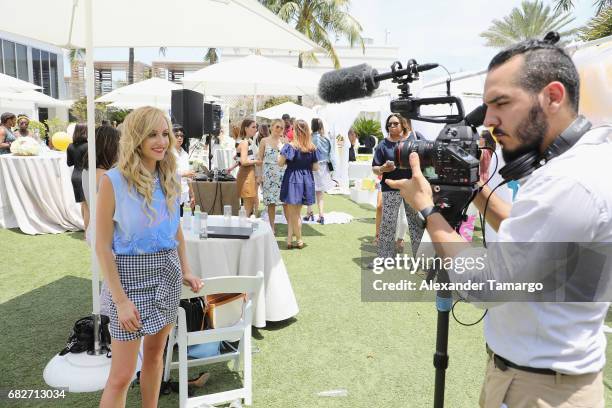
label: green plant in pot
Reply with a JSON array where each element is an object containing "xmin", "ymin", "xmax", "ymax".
[{"xmin": 352, "ymin": 117, "xmax": 383, "ymax": 144}]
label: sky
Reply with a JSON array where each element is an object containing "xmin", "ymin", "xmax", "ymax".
[{"xmin": 70, "ymin": 0, "xmax": 598, "ymax": 77}]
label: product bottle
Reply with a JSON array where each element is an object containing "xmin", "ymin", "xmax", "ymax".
[
  {"xmin": 200, "ymin": 212, "xmax": 208, "ymax": 239},
  {"xmin": 193, "ymin": 205, "xmax": 201, "ymax": 237},
  {"xmin": 239, "ymin": 205, "xmax": 247, "ymax": 226},
  {"xmin": 182, "ymin": 208, "xmax": 192, "ymax": 235}
]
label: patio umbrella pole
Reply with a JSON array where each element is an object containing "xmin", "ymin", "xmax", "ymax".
[{"xmin": 84, "ymin": 0, "xmax": 103, "ymax": 356}]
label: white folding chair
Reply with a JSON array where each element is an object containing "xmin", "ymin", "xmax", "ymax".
[{"xmin": 163, "ymin": 272, "xmax": 263, "ymax": 408}]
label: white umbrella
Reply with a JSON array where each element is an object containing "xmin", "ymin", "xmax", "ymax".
[
  {"xmin": 256, "ymin": 101, "xmax": 314, "ymax": 122},
  {"xmin": 0, "ymin": 72, "xmax": 41, "ymax": 93},
  {"xmin": 96, "ymin": 77, "xmax": 182, "ymax": 109},
  {"xmin": 0, "ymin": 90, "xmax": 72, "ymax": 108},
  {"xmin": 0, "ymin": 0, "xmax": 317, "ymax": 393},
  {"xmin": 182, "ymin": 54, "xmax": 321, "ymax": 117},
  {"xmin": 108, "ymin": 100, "xmax": 171, "ymax": 110}
]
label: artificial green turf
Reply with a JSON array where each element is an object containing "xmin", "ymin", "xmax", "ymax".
[{"xmin": 0, "ymin": 194, "xmax": 610, "ymax": 407}]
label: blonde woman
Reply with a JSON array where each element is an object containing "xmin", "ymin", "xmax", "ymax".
[
  {"xmin": 279, "ymin": 120, "xmax": 319, "ymax": 249},
  {"xmin": 96, "ymin": 107, "xmax": 202, "ymax": 408},
  {"xmin": 256, "ymin": 119, "xmax": 286, "ymax": 233},
  {"xmin": 235, "ymin": 119, "xmax": 262, "ymax": 216}
]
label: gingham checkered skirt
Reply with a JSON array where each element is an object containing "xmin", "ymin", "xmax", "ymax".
[{"xmin": 104, "ymin": 249, "xmax": 182, "ymax": 341}]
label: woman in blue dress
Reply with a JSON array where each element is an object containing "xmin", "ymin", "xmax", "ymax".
[
  {"xmin": 279, "ymin": 119, "xmax": 319, "ymax": 249},
  {"xmin": 96, "ymin": 106, "xmax": 202, "ymax": 407}
]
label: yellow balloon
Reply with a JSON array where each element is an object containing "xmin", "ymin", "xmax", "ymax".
[{"xmin": 52, "ymin": 131, "xmax": 72, "ymax": 152}]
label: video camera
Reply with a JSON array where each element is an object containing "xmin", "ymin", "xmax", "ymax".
[{"xmin": 319, "ymin": 59, "xmax": 486, "ymax": 229}]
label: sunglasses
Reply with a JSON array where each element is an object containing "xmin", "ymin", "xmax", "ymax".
[
  {"xmin": 273, "ymin": 125, "xmax": 283, "ymax": 129},
  {"xmin": 388, "ymin": 122, "xmax": 401, "ymax": 127}
]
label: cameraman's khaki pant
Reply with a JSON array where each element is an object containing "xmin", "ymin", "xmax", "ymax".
[{"xmin": 479, "ymin": 358, "xmax": 604, "ymax": 408}]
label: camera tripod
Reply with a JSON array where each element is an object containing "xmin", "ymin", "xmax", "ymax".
[{"xmin": 425, "ymin": 184, "xmax": 477, "ymax": 408}]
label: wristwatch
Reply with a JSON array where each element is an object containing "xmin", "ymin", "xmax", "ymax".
[{"xmin": 417, "ymin": 205, "xmax": 438, "ymax": 228}]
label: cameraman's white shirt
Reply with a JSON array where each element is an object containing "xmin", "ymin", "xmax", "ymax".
[{"xmin": 484, "ymin": 125, "xmax": 612, "ymax": 374}]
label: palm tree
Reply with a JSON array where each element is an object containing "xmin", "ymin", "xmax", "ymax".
[
  {"xmin": 554, "ymin": 0, "xmax": 611, "ymax": 16},
  {"xmin": 262, "ymin": 0, "xmax": 364, "ymax": 69},
  {"xmin": 127, "ymin": 47, "xmax": 135, "ymax": 84},
  {"xmin": 262, "ymin": 0, "xmax": 364, "ymax": 103},
  {"xmin": 579, "ymin": 6, "xmax": 612, "ymax": 41},
  {"xmin": 480, "ymin": 0, "xmax": 577, "ymax": 48},
  {"xmin": 204, "ymin": 48, "xmax": 219, "ymax": 64}
]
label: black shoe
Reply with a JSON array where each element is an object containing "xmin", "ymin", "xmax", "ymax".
[
  {"xmin": 317, "ymin": 216, "xmax": 325, "ymax": 225},
  {"xmin": 303, "ymin": 212, "xmax": 314, "ymax": 222}
]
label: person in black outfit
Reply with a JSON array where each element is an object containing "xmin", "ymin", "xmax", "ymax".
[
  {"xmin": 66, "ymin": 123, "xmax": 89, "ymax": 226},
  {"xmin": 371, "ymin": 114, "xmax": 424, "ymax": 259},
  {"xmin": 348, "ymin": 127, "xmax": 357, "ymax": 162}
]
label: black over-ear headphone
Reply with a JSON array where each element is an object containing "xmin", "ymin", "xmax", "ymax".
[{"xmin": 498, "ymin": 115, "xmax": 592, "ymax": 182}]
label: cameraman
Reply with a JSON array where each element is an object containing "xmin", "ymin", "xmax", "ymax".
[{"xmin": 387, "ymin": 39, "xmax": 611, "ymax": 407}]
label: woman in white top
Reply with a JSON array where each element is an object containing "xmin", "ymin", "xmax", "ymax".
[{"xmin": 173, "ymin": 124, "xmax": 195, "ymax": 216}]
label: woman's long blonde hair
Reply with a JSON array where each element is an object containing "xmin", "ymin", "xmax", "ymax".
[{"xmin": 117, "ymin": 106, "xmax": 180, "ymax": 221}]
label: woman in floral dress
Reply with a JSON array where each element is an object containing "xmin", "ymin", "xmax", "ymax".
[{"xmin": 256, "ymin": 119, "xmax": 286, "ymax": 233}]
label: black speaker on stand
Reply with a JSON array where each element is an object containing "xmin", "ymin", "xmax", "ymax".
[
  {"xmin": 171, "ymin": 89, "xmax": 204, "ymax": 140},
  {"xmin": 203, "ymin": 102, "xmax": 223, "ymax": 171}
]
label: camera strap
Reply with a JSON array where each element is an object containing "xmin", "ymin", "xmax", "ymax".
[{"xmin": 499, "ymin": 115, "xmax": 591, "ymax": 182}]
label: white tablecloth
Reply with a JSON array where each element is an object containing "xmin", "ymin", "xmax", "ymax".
[
  {"xmin": 0, "ymin": 152, "xmax": 84, "ymax": 235},
  {"xmin": 348, "ymin": 161, "xmax": 373, "ymax": 180},
  {"xmin": 184, "ymin": 216, "xmax": 299, "ymax": 328}
]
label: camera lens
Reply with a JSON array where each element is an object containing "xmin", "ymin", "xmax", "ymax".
[{"xmin": 394, "ymin": 140, "xmax": 434, "ymax": 170}]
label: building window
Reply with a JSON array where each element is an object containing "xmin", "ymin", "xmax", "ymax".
[
  {"xmin": 2, "ymin": 40, "xmax": 16, "ymax": 78},
  {"xmin": 32, "ymin": 48, "xmax": 41, "ymax": 87},
  {"xmin": 168, "ymin": 70, "xmax": 184, "ymax": 84},
  {"xmin": 0, "ymin": 41, "xmax": 4, "ymax": 74},
  {"xmin": 95, "ymin": 68, "xmax": 112, "ymax": 95},
  {"xmin": 16, "ymin": 43, "xmax": 28, "ymax": 82},
  {"xmin": 49, "ymin": 53, "xmax": 58, "ymax": 98},
  {"xmin": 41, "ymin": 50, "xmax": 50, "ymax": 96}
]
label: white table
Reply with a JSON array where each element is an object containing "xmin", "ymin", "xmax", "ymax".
[
  {"xmin": 0, "ymin": 152, "xmax": 84, "ymax": 234},
  {"xmin": 184, "ymin": 216, "xmax": 299, "ymax": 328},
  {"xmin": 348, "ymin": 161, "xmax": 373, "ymax": 180}
]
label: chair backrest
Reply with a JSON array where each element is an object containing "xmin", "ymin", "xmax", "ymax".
[{"xmin": 181, "ymin": 272, "xmax": 263, "ymax": 301}]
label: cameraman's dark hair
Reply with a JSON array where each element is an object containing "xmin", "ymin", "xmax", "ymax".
[
  {"xmin": 488, "ymin": 39, "xmax": 580, "ymax": 112},
  {"xmin": 82, "ymin": 125, "xmax": 120, "ymax": 170}
]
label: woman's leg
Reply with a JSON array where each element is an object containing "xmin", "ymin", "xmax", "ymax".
[
  {"xmin": 99, "ymin": 337, "xmax": 141, "ymax": 407},
  {"xmin": 140, "ymin": 324, "xmax": 174, "ymax": 408},
  {"xmin": 293, "ymin": 204, "xmax": 303, "ymax": 242},
  {"xmin": 285, "ymin": 204, "xmax": 294, "ymax": 245},
  {"xmin": 81, "ymin": 202, "xmax": 90, "ymax": 230},
  {"xmin": 402, "ymin": 200, "xmax": 425, "ymax": 257},
  {"xmin": 378, "ymin": 191, "xmax": 402, "ymax": 259},
  {"xmin": 316, "ymin": 191, "xmax": 324, "ymax": 219},
  {"xmin": 243, "ymin": 197, "xmax": 255, "ymax": 217},
  {"xmin": 375, "ymin": 191, "xmax": 383, "ymax": 243},
  {"xmin": 396, "ymin": 203, "xmax": 408, "ymax": 251},
  {"xmin": 267, "ymin": 204, "xmax": 276, "ymax": 232}
]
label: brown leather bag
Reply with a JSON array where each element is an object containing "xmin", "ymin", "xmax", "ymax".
[{"xmin": 205, "ymin": 293, "xmax": 246, "ymax": 330}]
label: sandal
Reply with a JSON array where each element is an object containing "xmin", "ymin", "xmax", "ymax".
[
  {"xmin": 295, "ymin": 240, "xmax": 305, "ymax": 249},
  {"xmin": 302, "ymin": 212, "xmax": 314, "ymax": 222},
  {"xmin": 286, "ymin": 241, "xmax": 294, "ymax": 249}
]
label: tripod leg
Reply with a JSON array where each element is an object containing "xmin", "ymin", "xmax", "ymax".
[{"xmin": 433, "ymin": 269, "xmax": 452, "ymax": 408}]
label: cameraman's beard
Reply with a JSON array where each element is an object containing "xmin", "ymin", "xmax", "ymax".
[{"xmin": 501, "ymin": 102, "xmax": 548, "ymax": 163}]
